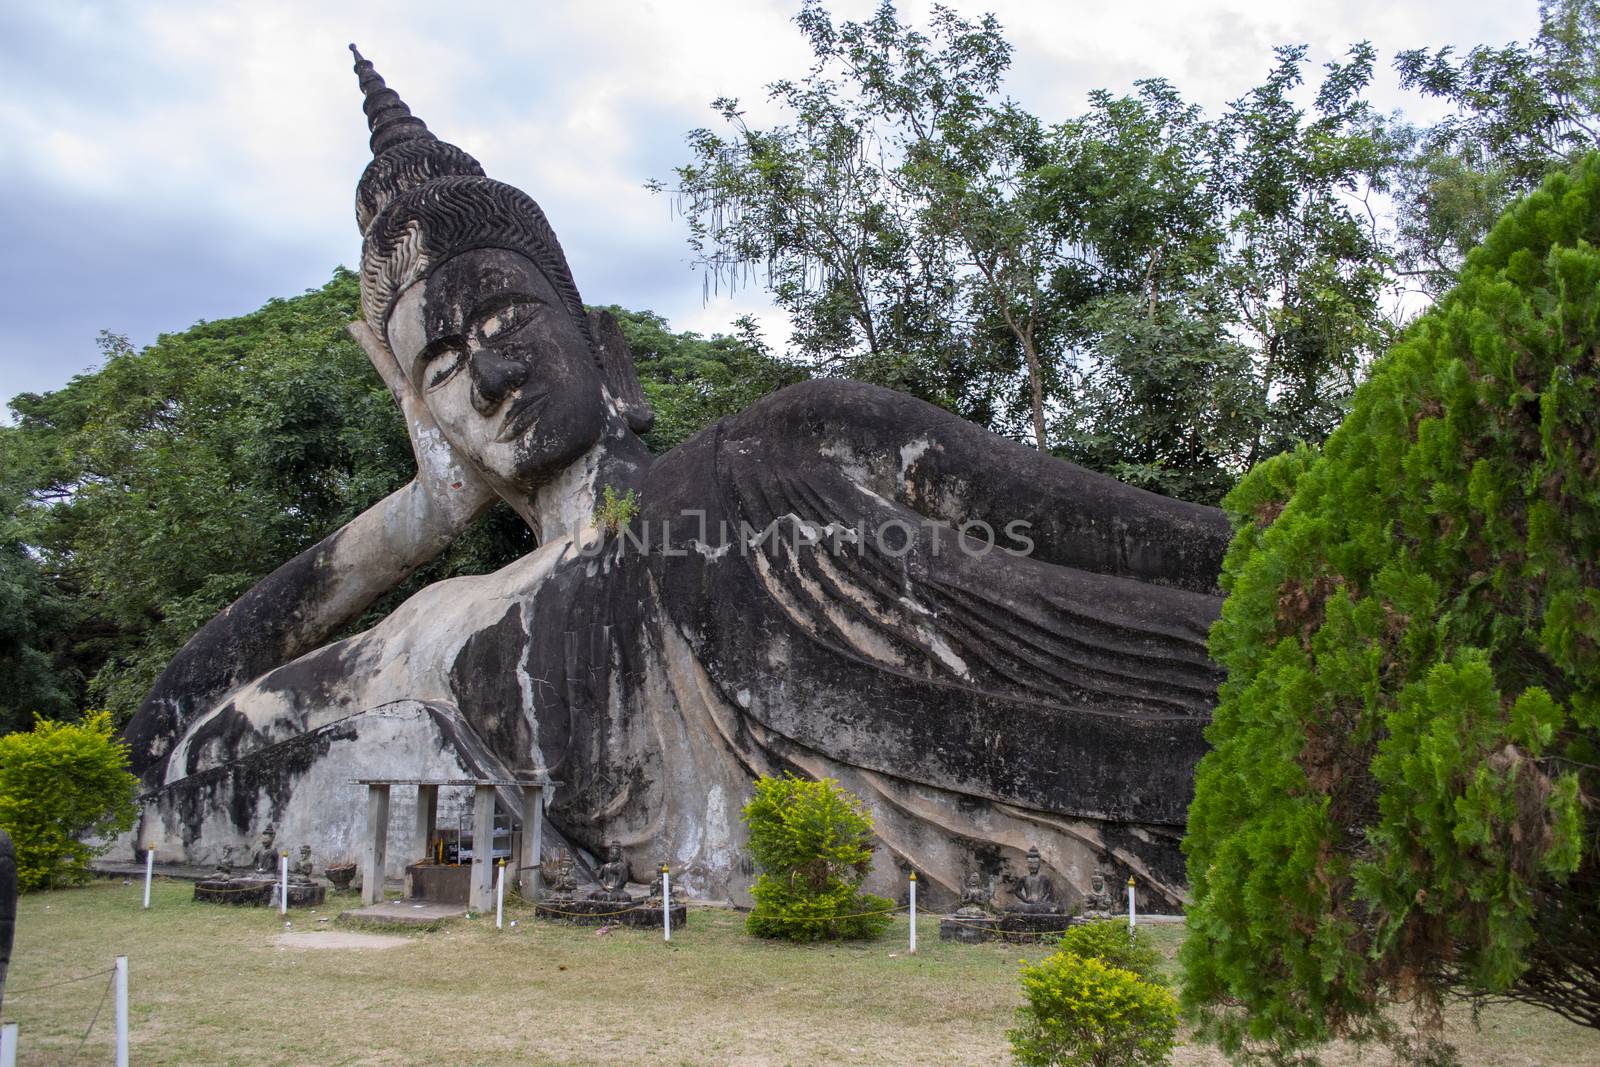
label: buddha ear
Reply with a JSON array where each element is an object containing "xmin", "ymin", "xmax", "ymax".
[{"xmin": 587, "ymin": 308, "xmax": 655, "ymax": 435}]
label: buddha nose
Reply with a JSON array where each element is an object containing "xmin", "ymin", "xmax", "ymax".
[{"xmin": 468, "ymin": 347, "xmax": 527, "ymax": 414}]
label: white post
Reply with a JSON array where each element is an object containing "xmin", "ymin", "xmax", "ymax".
[
  {"xmin": 142, "ymin": 843, "xmax": 154, "ymax": 909},
  {"xmin": 908, "ymin": 872, "xmax": 917, "ymax": 954},
  {"xmin": 496, "ymin": 859, "xmax": 505, "ymax": 930},
  {"xmin": 661, "ymin": 865, "xmax": 671, "ymax": 942},
  {"xmin": 113, "ymin": 955, "xmax": 129, "ymax": 1067},
  {"xmin": 0, "ymin": 1022, "xmax": 17, "ymax": 1067},
  {"xmin": 1127, "ymin": 876, "xmax": 1137, "ymax": 937},
  {"xmin": 279, "ymin": 851, "xmax": 290, "ymax": 916}
]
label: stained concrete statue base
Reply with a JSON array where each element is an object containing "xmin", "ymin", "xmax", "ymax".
[
  {"xmin": 534, "ymin": 896, "xmax": 686, "ymax": 929},
  {"xmin": 938, "ymin": 913, "xmax": 1076, "ymax": 943}
]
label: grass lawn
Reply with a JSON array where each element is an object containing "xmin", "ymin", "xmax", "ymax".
[{"xmin": 3, "ymin": 879, "xmax": 1598, "ymax": 1065}]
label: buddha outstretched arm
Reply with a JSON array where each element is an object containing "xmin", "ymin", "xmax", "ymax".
[{"xmin": 122, "ymin": 322, "xmax": 496, "ymax": 782}]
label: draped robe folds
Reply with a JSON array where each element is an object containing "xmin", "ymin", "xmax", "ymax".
[{"xmin": 145, "ymin": 380, "xmax": 1230, "ymax": 909}]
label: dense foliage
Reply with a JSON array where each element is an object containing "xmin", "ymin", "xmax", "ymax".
[
  {"xmin": 0, "ymin": 711, "xmax": 138, "ymax": 890},
  {"xmin": 1182, "ymin": 155, "xmax": 1600, "ymax": 1059},
  {"xmin": 1009, "ymin": 952, "xmax": 1179, "ymax": 1067},
  {"xmin": 741, "ymin": 774, "xmax": 894, "ymax": 942},
  {"xmin": 0, "ymin": 275, "xmax": 793, "ymax": 734},
  {"xmin": 600, "ymin": 306, "xmax": 809, "ymax": 453}
]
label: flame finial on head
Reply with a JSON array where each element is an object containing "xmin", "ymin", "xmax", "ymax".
[{"xmin": 350, "ymin": 43, "xmax": 434, "ymax": 156}]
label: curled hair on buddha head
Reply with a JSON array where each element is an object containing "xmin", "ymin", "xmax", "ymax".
[
  {"xmin": 348, "ymin": 44, "xmax": 655, "ymax": 433},
  {"xmin": 348, "ymin": 44, "xmax": 597, "ymax": 358},
  {"xmin": 359, "ymin": 175, "xmax": 596, "ymax": 357}
]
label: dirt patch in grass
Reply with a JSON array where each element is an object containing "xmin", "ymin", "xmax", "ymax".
[
  {"xmin": 2, "ymin": 881, "xmax": 1597, "ymax": 1065},
  {"xmin": 273, "ymin": 931, "xmax": 410, "ymax": 951}
]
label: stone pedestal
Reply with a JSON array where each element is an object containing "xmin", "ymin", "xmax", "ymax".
[
  {"xmin": 534, "ymin": 896, "xmax": 686, "ymax": 929},
  {"xmin": 939, "ymin": 914, "xmax": 1001, "ymax": 942},
  {"xmin": 938, "ymin": 911, "xmax": 1076, "ymax": 943},
  {"xmin": 272, "ymin": 882, "xmax": 327, "ymax": 908},
  {"xmin": 193, "ymin": 877, "xmax": 276, "ymax": 906},
  {"xmin": 406, "ymin": 862, "xmax": 470, "ymax": 905}
]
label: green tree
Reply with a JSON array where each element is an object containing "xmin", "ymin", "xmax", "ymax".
[
  {"xmin": 742, "ymin": 774, "xmax": 895, "ymax": 942},
  {"xmin": 603, "ymin": 307, "xmax": 809, "ymax": 453},
  {"xmin": 1393, "ymin": 0, "xmax": 1600, "ymax": 294},
  {"xmin": 657, "ymin": 1, "xmax": 1066, "ymax": 446},
  {"xmin": 1181, "ymin": 156, "xmax": 1600, "ymax": 1060},
  {"xmin": 1054, "ymin": 920, "xmax": 1166, "ymax": 986},
  {"xmin": 0, "ymin": 711, "xmax": 138, "ymax": 890}
]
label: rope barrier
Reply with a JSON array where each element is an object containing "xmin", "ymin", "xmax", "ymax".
[
  {"xmin": 747, "ymin": 904, "xmax": 907, "ymax": 922},
  {"xmin": 4, "ymin": 968, "xmax": 116, "ymax": 997},
  {"xmin": 532, "ymin": 902, "xmax": 657, "ymax": 919},
  {"xmin": 67, "ymin": 969, "xmax": 115, "ymax": 1062}
]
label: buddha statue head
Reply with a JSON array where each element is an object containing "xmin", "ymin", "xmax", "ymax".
[{"xmin": 348, "ymin": 46, "xmax": 652, "ymax": 505}]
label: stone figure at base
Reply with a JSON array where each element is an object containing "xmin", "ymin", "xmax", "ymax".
[
  {"xmin": 1083, "ymin": 860, "xmax": 1115, "ymax": 917},
  {"xmin": 212, "ymin": 846, "xmax": 234, "ymax": 880},
  {"xmin": 251, "ymin": 826, "xmax": 276, "ymax": 875},
  {"xmin": 542, "ymin": 849, "xmax": 578, "ymax": 900},
  {"xmin": 1008, "ymin": 847, "xmax": 1059, "ymax": 915},
  {"xmin": 121, "ymin": 45, "xmax": 1233, "ymax": 911},
  {"xmin": 292, "ymin": 845, "xmax": 316, "ymax": 883},
  {"xmin": 955, "ymin": 870, "xmax": 994, "ymax": 917},
  {"xmin": 589, "ymin": 842, "xmax": 632, "ymax": 903}
]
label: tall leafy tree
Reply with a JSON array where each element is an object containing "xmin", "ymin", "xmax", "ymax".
[
  {"xmin": 1392, "ymin": 0, "xmax": 1600, "ymax": 294},
  {"xmin": 657, "ymin": 0, "xmax": 1068, "ymax": 447}
]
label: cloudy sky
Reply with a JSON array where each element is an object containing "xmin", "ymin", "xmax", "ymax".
[{"xmin": 0, "ymin": 0, "xmax": 1536, "ymax": 410}]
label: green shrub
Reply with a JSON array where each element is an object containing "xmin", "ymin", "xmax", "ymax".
[
  {"xmin": 0, "ymin": 712, "xmax": 139, "ymax": 890},
  {"xmin": 1010, "ymin": 951, "xmax": 1179, "ymax": 1067},
  {"xmin": 1182, "ymin": 152, "xmax": 1600, "ymax": 1056},
  {"xmin": 742, "ymin": 774, "xmax": 894, "ymax": 942},
  {"xmin": 1054, "ymin": 921, "xmax": 1164, "ymax": 984}
]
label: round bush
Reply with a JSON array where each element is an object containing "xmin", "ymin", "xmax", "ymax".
[
  {"xmin": 1010, "ymin": 951, "xmax": 1179, "ymax": 1067},
  {"xmin": 1053, "ymin": 921, "xmax": 1164, "ymax": 984},
  {"xmin": 0, "ymin": 712, "xmax": 138, "ymax": 890}
]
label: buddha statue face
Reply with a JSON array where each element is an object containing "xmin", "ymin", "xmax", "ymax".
[
  {"xmin": 1026, "ymin": 851, "xmax": 1041, "ymax": 875},
  {"xmin": 386, "ymin": 247, "xmax": 607, "ymax": 493}
]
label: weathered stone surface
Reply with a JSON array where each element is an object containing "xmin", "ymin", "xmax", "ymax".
[
  {"xmin": 939, "ymin": 913, "xmax": 1076, "ymax": 944},
  {"xmin": 119, "ymin": 46, "xmax": 1233, "ymax": 912},
  {"xmin": 534, "ymin": 898, "xmax": 686, "ymax": 929},
  {"xmin": 193, "ymin": 877, "xmax": 275, "ymax": 906}
]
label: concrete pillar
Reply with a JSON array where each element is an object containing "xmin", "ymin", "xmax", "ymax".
[
  {"xmin": 414, "ymin": 784, "xmax": 439, "ymax": 862},
  {"xmin": 362, "ymin": 784, "xmax": 391, "ymax": 906},
  {"xmin": 404, "ymin": 783, "xmax": 439, "ymax": 899},
  {"xmin": 470, "ymin": 784, "xmax": 496, "ymax": 912},
  {"xmin": 519, "ymin": 785, "xmax": 544, "ymax": 900}
]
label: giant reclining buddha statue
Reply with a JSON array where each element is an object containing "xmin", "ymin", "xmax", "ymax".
[{"xmin": 121, "ymin": 46, "xmax": 1231, "ymax": 908}]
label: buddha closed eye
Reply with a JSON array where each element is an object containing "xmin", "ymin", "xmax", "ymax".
[{"xmin": 387, "ymin": 246, "xmax": 607, "ymax": 493}]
